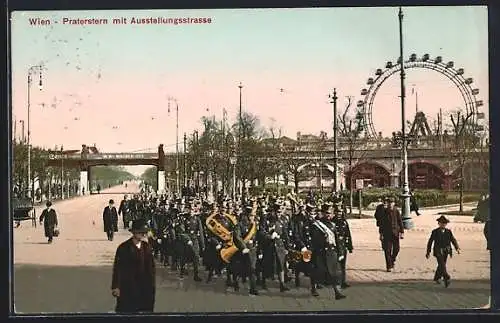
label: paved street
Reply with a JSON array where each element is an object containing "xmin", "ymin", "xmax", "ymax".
[{"xmin": 13, "ymin": 183, "xmax": 490, "ymax": 313}]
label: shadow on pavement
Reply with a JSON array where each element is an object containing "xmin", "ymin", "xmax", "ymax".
[
  {"xmin": 65, "ymin": 238, "xmax": 110, "ymax": 242},
  {"xmin": 19, "ymin": 242, "xmax": 50, "ymax": 245},
  {"xmin": 13, "ymin": 264, "xmax": 490, "ymax": 314}
]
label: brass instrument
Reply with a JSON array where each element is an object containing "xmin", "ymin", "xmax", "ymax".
[
  {"xmin": 205, "ymin": 208, "xmax": 234, "ymax": 243},
  {"xmin": 287, "ymin": 249, "xmax": 312, "ymax": 263},
  {"xmin": 220, "ymin": 202, "xmax": 258, "ymax": 263}
]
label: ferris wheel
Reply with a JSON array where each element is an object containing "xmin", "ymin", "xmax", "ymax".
[{"xmin": 356, "ymin": 53, "xmax": 485, "ymax": 138}]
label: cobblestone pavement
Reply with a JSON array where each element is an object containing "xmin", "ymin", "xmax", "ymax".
[{"xmin": 12, "ymin": 183, "xmax": 491, "ymax": 313}]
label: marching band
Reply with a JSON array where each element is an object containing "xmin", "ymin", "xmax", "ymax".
[{"xmin": 116, "ymin": 190, "xmax": 353, "ymax": 299}]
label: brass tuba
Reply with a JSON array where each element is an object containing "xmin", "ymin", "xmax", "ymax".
[
  {"xmin": 205, "ymin": 207, "xmax": 236, "ymax": 244},
  {"xmin": 220, "ymin": 202, "xmax": 258, "ymax": 263}
]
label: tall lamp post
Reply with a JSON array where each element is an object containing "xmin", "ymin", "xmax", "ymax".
[
  {"xmin": 237, "ymin": 82, "xmax": 243, "ymax": 196},
  {"xmin": 329, "ymin": 88, "xmax": 339, "ymax": 192},
  {"xmin": 208, "ymin": 150, "xmax": 215, "ymax": 201},
  {"xmin": 168, "ymin": 96, "xmax": 180, "ymax": 195},
  {"xmin": 398, "ymin": 7, "xmax": 413, "ymax": 229},
  {"xmin": 27, "ymin": 64, "xmax": 44, "ymax": 200}
]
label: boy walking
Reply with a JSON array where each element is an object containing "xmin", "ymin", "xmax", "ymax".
[{"xmin": 425, "ymin": 215, "xmax": 460, "ymax": 287}]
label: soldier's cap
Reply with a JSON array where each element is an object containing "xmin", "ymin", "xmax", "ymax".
[
  {"xmin": 436, "ymin": 215, "xmax": 450, "ymax": 224},
  {"xmin": 320, "ymin": 203, "xmax": 332, "ymax": 213},
  {"xmin": 306, "ymin": 203, "xmax": 315, "ymax": 209}
]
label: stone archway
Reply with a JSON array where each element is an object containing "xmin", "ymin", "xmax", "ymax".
[
  {"xmin": 347, "ymin": 162, "xmax": 391, "ymax": 189},
  {"xmin": 400, "ymin": 162, "xmax": 445, "ymax": 190}
]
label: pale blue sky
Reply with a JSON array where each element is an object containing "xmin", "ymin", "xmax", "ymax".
[{"xmin": 11, "ymin": 7, "xmax": 488, "ymax": 156}]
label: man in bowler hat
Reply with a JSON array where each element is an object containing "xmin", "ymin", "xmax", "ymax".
[
  {"xmin": 103, "ymin": 199, "xmax": 119, "ymax": 241},
  {"xmin": 39, "ymin": 201, "xmax": 58, "ymax": 243},
  {"xmin": 111, "ymin": 219, "xmax": 156, "ymax": 313},
  {"xmin": 426, "ymin": 215, "xmax": 460, "ymax": 287},
  {"xmin": 378, "ymin": 197, "xmax": 404, "ymax": 272}
]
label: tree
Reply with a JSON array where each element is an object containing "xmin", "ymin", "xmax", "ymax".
[
  {"xmin": 281, "ymin": 141, "xmax": 304, "ymax": 194},
  {"xmin": 232, "ymin": 111, "xmax": 267, "ymax": 195},
  {"xmin": 268, "ymin": 118, "xmax": 283, "ymax": 193},
  {"xmin": 338, "ymin": 96, "xmax": 365, "ymax": 214},
  {"xmin": 448, "ymin": 109, "xmax": 477, "ymax": 212},
  {"xmin": 141, "ymin": 167, "xmax": 158, "ymax": 188}
]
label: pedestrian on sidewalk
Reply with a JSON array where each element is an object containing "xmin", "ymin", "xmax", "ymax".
[
  {"xmin": 39, "ymin": 201, "xmax": 58, "ymax": 244},
  {"xmin": 378, "ymin": 197, "xmax": 404, "ymax": 272},
  {"xmin": 111, "ymin": 219, "xmax": 156, "ymax": 313},
  {"xmin": 409, "ymin": 190, "xmax": 421, "ymax": 216},
  {"xmin": 103, "ymin": 199, "xmax": 118, "ymax": 241},
  {"xmin": 425, "ymin": 215, "xmax": 460, "ymax": 288},
  {"xmin": 374, "ymin": 197, "xmax": 389, "ymax": 248}
]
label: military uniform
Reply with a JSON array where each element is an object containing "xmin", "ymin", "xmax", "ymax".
[
  {"xmin": 257, "ymin": 207, "xmax": 290, "ymax": 292},
  {"xmin": 333, "ymin": 209, "xmax": 353, "ymax": 288},
  {"xmin": 178, "ymin": 209, "xmax": 205, "ymax": 281},
  {"xmin": 118, "ymin": 197, "xmax": 130, "ymax": 229},
  {"xmin": 290, "ymin": 208, "xmax": 314, "ymax": 287},
  {"xmin": 230, "ymin": 207, "xmax": 259, "ymax": 295},
  {"xmin": 309, "ymin": 207, "xmax": 346, "ymax": 299}
]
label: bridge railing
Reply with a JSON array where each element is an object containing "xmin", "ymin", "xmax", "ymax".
[{"xmin": 47, "ymin": 152, "xmax": 158, "ymax": 160}]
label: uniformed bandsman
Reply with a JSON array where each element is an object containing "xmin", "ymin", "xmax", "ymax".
[
  {"xmin": 332, "ymin": 205, "xmax": 353, "ymax": 288},
  {"xmin": 310, "ymin": 203, "xmax": 346, "ymax": 299},
  {"xmin": 258, "ymin": 201, "xmax": 291, "ymax": 292}
]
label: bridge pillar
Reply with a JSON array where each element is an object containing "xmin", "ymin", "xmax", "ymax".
[
  {"xmin": 157, "ymin": 144, "xmax": 166, "ymax": 194},
  {"xmin": 79, "ymin": 169, "xmax": 88, "ymax": 195},
  {"xmin": 390, "ymin": 173, "xmax": 399, "ymax": 188}
]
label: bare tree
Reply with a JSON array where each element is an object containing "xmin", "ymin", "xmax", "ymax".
[
  {"xmin": 449, "ymin": 109, "xmax": 476, "ymax": 212},
  {"xmin": 338, "ymin": 96, "xmax": 365, "ymax": 214},
  {"xmin": 268, "ymin": 119, "xmax": 284, "ymax": 194}
]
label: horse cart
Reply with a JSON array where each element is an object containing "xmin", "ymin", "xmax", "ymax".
[{"xmin": 12, "ymin": 197, "xmax": 36, "ymax": 228}]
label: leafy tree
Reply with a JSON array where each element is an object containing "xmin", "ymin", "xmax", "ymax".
[
  {"xmin": 140, "ymin": 167, "xmax": 158, "ymax": 188},
  {"xmin": 90, "ymin": 166, "xmax": 134, "ymax": 189}
]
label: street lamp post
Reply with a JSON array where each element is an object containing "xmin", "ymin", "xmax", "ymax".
[
  {"xmin": 208, "ymin": 150, "xmax": 214, "ymax": 201},
  {"xmin": 237, "ymin": 82, "xmax": 243, "ymax": 196},
  {"xmin": 183, "ymin": 133, "xmax": 188, "ymax": 187},
  {"xmin": 230, "ymin": 155, "xmax": 237, "ymax": 200},
  {"xmin": 329, "ymin": 89, "xmax": 339, "ymax": 192},
  {"xmin": 27, "ymin": 64, "xmax": 44, "ymax": 200},
  {"xmin": 60, "ymin": 146, "xmax": 64, "ymax": 199},
  {"xmin": 168, "ymin": 97, "xmax": 181, "ymax": 196},
  {"xmin": 398, "ymin": 7, "xmax": 413, "ymax": 229}
]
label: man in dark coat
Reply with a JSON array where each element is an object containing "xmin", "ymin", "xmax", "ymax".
[
  {"xmin": 409, "ymin": 191, "xmax": 421, "ymax": 216},
  {"xmin": 257, "ymin": 203, "xmax": 290, "ymax": 292},
  {"xmin": 103, "ymin": 199, "xmax": 119, "ymax": 241},
  {"xmin": 378, "ymin": 197, "xmax": 404, "ymax": 272},
  {"xmin": 39, "ymin": 201, "xmax": 58, "ymax": 243},
  {"xmin": 426, "ymin": 215, "xmax": 460, "ymax": 287},
  {"xmin": 310, "ymin": 204, "xmax": 346, "ymax": 299},
  {"xmin": 332, "ymin": 206, "xmax": 353, "ymax": 288},
  {"xmin": 178, "ymin": 205, "xmax": 205, "ymax": 281},
  {"xmin": 230, "ymin": 202, "xmax": 259, "ymax": 295},
  {"xmin": 111, "ymin": 219, "xmax": 156, "ymax": 313},
  {"xmin": 118, "ymin": 195, "xmax": 130, "ymax": 229},
  {"xmin": 290, "ymin": 203, "xmax": 314, "ymax": 288}
]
